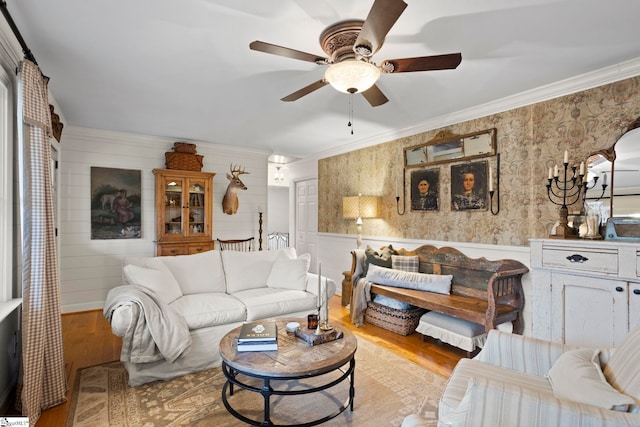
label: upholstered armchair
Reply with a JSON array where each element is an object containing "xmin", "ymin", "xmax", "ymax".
[{"xmin": 403, "ymin": 328, "xmax": 640, "ymax": 427}]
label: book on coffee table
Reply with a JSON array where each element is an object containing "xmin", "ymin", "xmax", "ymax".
[
  {"xmin": 236, "ymin": 340, "xmax": 278, "ymax": 352},
  {"xmin": 238, "ymin": 320, "xmax": 277, "ymax": 343}
]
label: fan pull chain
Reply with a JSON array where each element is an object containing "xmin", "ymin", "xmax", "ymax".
[{"xmin": 348, "ymin": 92, "xmax": 354, "ymax": 135}]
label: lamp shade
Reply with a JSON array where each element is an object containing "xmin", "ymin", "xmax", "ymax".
[
  {"xmin": 342, "ymin": 195, "xmax": 379, "ymax": 219},
  {"xmin": 325, "ymin": 60, "xmax": 381, "ymax": 94}
]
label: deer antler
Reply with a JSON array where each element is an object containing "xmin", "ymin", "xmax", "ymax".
[{"xmin": 229, "ymin": 163, "xmax": 250, "ymax": 177}]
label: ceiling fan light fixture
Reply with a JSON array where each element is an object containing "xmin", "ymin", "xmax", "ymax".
[{"xmin": 324, "ymin": 60, "xmax": 380, "ymax": 94}]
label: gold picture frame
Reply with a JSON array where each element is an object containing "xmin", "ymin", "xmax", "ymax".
[{"xmin": 404, "ymin": 128, "xmax": 496, "ymax": 168}]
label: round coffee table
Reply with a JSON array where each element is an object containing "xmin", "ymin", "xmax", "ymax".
[{"xmin": 219, "ymin": 317, "xmax": 357, "ymax": 426}]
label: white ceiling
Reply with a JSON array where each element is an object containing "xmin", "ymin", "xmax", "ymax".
[{"xmin": 8, "ymin": 0, "xmax": 640, "ymax": 159}]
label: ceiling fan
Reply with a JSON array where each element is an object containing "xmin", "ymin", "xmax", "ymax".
[{"xmin": 249, "ymin": 0, "xmax": 462, "ymax": 107}]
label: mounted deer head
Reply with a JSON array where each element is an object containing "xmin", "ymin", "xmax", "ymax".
[{"xmin": 222, "ymin": 163, "xmax": 250, "ymax": 215}]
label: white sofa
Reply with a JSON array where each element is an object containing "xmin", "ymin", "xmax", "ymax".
[
  {"xmin": 403, "ymin": 328, "xmax": 640, "ymax": 427},
  {"xmin": 104, "ymin": 248, "xmax": 335, "ymax": 386}
]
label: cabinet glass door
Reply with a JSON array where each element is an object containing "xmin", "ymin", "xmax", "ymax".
[
  {"xmin": 187, "ymin": 180, "xmax": 207, "ymax": 237},
  {"xmin": 164, "ymin": 179, "xmax": 183, "ymax": 236}
]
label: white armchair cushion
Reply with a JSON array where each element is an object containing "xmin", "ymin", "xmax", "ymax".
[
  {"xmin": 547, "ymin": 348, "xmax": 633, "ymax": 411},
  {"xmin": 160, "ymin": 250, "xmax": 226, "ymax": 294},
  {"xmin": 266, "ymin": 253, "xmax": 310, "ymax": 291},
  {"xmin": 122, "ymin": 264, "xmax": 182, "ymax": 305},
  {"xmin": 365, "ymin": 264, "xmax": 452, "ymax": 294},
  {"xmin": 604, "ymin": 325, "xmax": 640, "ymax": 412}
]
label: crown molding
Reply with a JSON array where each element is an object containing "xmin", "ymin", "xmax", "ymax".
[{"xmin": 314, "ymin": 57, "xmax": 640, "ymax": 161}]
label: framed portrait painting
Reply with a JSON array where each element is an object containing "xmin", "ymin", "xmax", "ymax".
[
  {"xmin": 91, "ymin": 167, "xmax": 142, "ymax": 239},
  {"xmin": 451, "ymin": 161, "xmax": 488, "ymax": 211},
  {"xmin": 410, "ymin": 169, "xmax": 439, "ymax": 211}
]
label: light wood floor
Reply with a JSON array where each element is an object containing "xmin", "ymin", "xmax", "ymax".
[{"xmin": 22, "ymin": 295, "xmax": 464, "ymax": 426}]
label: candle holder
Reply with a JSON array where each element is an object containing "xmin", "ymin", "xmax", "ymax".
[
  {"xmin": 583, "ymin": 175, "xmax": 609, "ymax": 202},
  {"xmin": 546, "ymin": 161, "xmax": 584, "ymax": 239},
  {"xmin": 396, "ymin": 171, "xmax": 406, "ymax": 215},
  {"xmin": 489, "ymin": 153, "xmax": 500, "ymax": 215}
]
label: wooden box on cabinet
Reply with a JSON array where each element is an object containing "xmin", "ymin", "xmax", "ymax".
[{"xmin": 153, "ymin": 168, "xmax": 215, "ymax": 257}]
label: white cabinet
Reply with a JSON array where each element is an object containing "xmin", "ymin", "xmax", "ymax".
[{"xmin": 531, "ymin": 239, "xmax": 640, "ymax": 347}]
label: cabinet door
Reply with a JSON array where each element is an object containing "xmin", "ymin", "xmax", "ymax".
[
  {"xmin": 630, "ymin": 282, "xmax": 640, "ymax": 332},
  {"xmin": 160, "ymin": 176, "xmax": 185, "ymax": 239},
  {"xmin": 551, "ymin": 273, "xmax": 628, "ymax": 347},
  {"xmin": 185, "ymin": 178, "xmax": 210, "ymax": 239}
]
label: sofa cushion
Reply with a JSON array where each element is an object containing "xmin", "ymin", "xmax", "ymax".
[
  {"xmin": 603, "ymin": 325, "xmax": 640, "ymax": 412},
  {"xmin": 169, "ymin": 293, "xmax": 246, "ymax": 329},
  {"xmin": 366, "ymin": 264, "xmax": 453, "ymax": 294},
  {"xmin": 222, "ymin": 250, "xmax": 280, "ymax": 293},
  {"xmin": 122, "ymin": 264, "xmax": 182, "ymax": 305},
  {"xmin": 160, "ymin": 250, "xmax": 226, "ymax": 294},
  {"xmin": 548, "ymin": 348, "xmax": 633, "ymax": 411},
  {"xmin": 266, "ymin": 254, "xmax": 310, "ymax": 291},
  {"xmin": 392, "ymin": 255, "xmax": 419, "ymax": 272},
  {"xmin": 231, "ymin": 288, "xmax": 317, "ymax": 321}
]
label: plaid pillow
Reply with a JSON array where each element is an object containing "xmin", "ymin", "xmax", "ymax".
[{"xmin": 392, "ymin": 255, "xmax": 419, "ymax": 272}]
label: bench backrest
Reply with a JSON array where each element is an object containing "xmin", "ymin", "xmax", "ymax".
[{"xmin": 396, "ymin": 245, "xmax": 528, "ymax": 301}]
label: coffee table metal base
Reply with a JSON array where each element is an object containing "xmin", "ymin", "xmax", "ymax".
[{"xmin": 221, "ymin": 358, "xmax": 355, "ymax": 427}]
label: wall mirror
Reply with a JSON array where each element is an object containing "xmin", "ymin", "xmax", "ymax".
[
  {"xmin": 586, "ymin": 117, "xmax": 640, "ymax": 218},
  {"xmin": 404, "ymin": 128, "xmax": 496, "ymax": 168}
]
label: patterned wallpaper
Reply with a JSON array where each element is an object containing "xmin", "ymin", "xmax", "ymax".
[{"xmin": 318, "ymin": 76, "xmax": 640, "ymax": 246}]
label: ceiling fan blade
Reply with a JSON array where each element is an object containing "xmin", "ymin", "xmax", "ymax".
[
  {"xmin": 281, "ymin": 80, "xmax": 329, "ymax": 102},
  {"xmin": 354, "ymin": 0, "xmax": 407, "ymax": 57},
  {"xmin": 382, "ymin": 53, "xmax": 462, "ymax": 73},
  {"xmin": 250, "ymin": 41, "xmax": 329, "ymax": 64},
  {"xmin": 361, "ymin": 84, "xmax": 389, "ymax": 107}
]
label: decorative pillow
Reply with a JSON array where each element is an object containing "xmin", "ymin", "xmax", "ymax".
[
  {"xmin": 160, "ymin": 250, "xmax": 226, "ymax": 294},
  {"xmin": 266, "ymin": 254, "xmax": 310, "ymax": 291},
  {"xmin": 547, "ymin": 348, "xmax": 634, "ymax": 411},
  {"xmin": 363, "ymin": 245, "xmax": 397, "ymax": 276},
  {"xmin": 392, "ymin": 255, "xmax": 419, "ymax": 272},
  {"xmin": 603, "ymin": 325, "xmax": 640, "ymax": 412},
  {"xmin": 123, "ymin": 264, "xmax": 183, "ymax": 305},
  {"xmin": 365, "ymin": 264, "xmax": 452, "ymax": 294},
  {"xmin": 373, "ymin": 294, "xmax": 416, "ymax": 310}
]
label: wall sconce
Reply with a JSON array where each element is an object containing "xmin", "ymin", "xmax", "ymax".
[
  {"xmin": 489, "ymin": 153, "xmax": 500, "ymax": 215},
  {"xmin": 343, "ymin": 194, "xmax": 380, "ymax": 249},
  {"xmin": 395, "ymin": 172, "xmax": 406, "ymax": 215}
]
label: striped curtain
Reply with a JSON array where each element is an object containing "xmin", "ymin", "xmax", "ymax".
[{"xmin": 15, "ymin": 59, "xmax": 67, "ymax": 424}]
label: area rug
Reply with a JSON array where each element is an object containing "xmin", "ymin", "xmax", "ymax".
[{"xmin": 67, "ymin": 337, "xmax": 446, "ymax": 426}]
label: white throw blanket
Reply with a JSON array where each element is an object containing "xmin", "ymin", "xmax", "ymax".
[{"xmin": 104, "ymin": 285, "xmax": 191, "ymax": 364}]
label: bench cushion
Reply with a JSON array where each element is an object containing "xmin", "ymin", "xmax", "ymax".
[
  {"xmin": 416, "ymin": 311, "xmax": 486, "ymax": 352},
  {"xmin": 366, "ymin": 264, "xmax": 452, "ymax": 294}
]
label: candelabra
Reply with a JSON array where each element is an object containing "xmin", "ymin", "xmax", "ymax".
[
  {"xmin": 546, "ymin": 157, "xmax": 585, "ymax": 239},
  {"xmin": 583, "ymin": 174, "xmax": 609, "ymax": 202}
]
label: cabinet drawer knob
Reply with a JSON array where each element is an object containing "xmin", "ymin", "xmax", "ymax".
[
  {"xmin": 566, "ymin": 254, "xmax": 589, "ymax": 263},
  {"xmin": 616, "ymin": 286, "xmax": 624, "ymax": 292},
  {"xmin": 634, "ymin": 289, "xmax": 640, "ymax": 295}
]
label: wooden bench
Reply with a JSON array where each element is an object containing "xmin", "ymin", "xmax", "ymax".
[{"xmin": 349, "ymin": 245, "xmax": 529, "ymax": 334}]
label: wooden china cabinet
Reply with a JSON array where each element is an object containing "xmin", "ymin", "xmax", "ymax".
[{"xmin": 153, "ymin": 168, "xmax": 215, "ymax": 256}]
